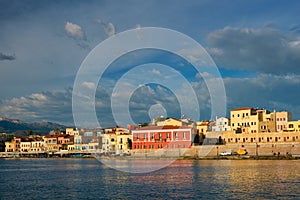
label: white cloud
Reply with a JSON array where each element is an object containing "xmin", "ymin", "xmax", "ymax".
[
  {"xmin": 29, "ymin": 93, "xmax": 47, "ymax": 101},
  {"xmin": 0, "ymin": 88, "xmax": 73, "ymax": 124},
  {"xmin": 95, "ymin": 19, "xmax": 116, "ymax": 37},
  {"xmin": 151, "ymin": 69, "xmax": 161, "ymax": 75},
  {"xmin": 64, "ymin": 21, "xmax": 85, "ymax": 39},
  {"xmin": 82, "ymin": 82, "xmax": 95, "ymax": 90}
]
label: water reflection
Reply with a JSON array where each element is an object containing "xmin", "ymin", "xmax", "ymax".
[{"xmin": 0, "ymin": 159, "xmax": 299, "ymax": 199}]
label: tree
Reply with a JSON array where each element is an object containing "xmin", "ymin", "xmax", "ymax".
[
  {"xmin": 193, "ymin": 134, "xmax": 200, "ymax": 145},
  {"xmin": 28, "ymin": 129, "xmax": 33, "ymax": 136},
  {"xmin": 127, "ymin": 138, "xmax": 132, "ymax": 149}
]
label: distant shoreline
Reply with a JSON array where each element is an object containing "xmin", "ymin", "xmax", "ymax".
[{"xmin": 1, "ymin": 154, "xmax": 299, "ymax": 160}]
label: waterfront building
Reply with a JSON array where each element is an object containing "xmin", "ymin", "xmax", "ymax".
[
  {"xmin": 222, "ymin": 130, "xmax": 300, "ymax": 144},
  {"xmin": 286, "ymin": 120, "xmax": 300, "ymax": 132},
  {"xmin": 57, "ymin": 134, "xmax": 73, "ymax": 151},
  {"xmin": 87, "ymin": 142, "xmax": 99, "ymax": 152},
  {"xmin": 116, "ymin": 133, "xmax": 132, "ymax": 154},
  {"xmin": 115, "ymin": 126, "xmax": 130, "ymax": 135},
  {"xmin": 66, "ymin": 128, "xmax": 79, "ymax": 136},
  {"xmin": 74, "ymin": 134, "xmax": 82, "ymax": 151},
  {"xmin": 230, "ymin": 108, "xmax": 292, "ymax": 134},
  {"xmin": 14, "ymin": 137, "xmax": 21, "ymax": 152},
  {"xmin": 68, "ymin": 144, "xmax": 75, "ymax": 151},
  {"xmin": 102, "ymin": 133, "xmax": 117, "ymax": 153},
  {"xmin": 131, "ymin": 125, "xmax": 192, "ymax": 150},
  {"xmin": 5, "ymin": 141, "xmax": 15, "ymax": 152},
  {"xmin": 156, "ymin": 118, "xmax": 182, "ymax": 126},
  {"xmin": 230, "ymin": 108, "xmax": 261, "ymax": 133},
  {"xmin": 275, "ymin": 111, "xmax": 292, "ymax": 132},
  {"xmin": 44, "ymin": 135, "xmax": 59, "ymax": 152},
  {"xmin": 196, "ymin": 121, "xmax": 211, "ymax": 135},
  {"xmin": 212, "ymin": 117, "xmax": 231, "ymax": 132},
  {"xmin": 20, "ymin": 139, "xmax": 31, "ymax": 153},
  {"xmin": 30, "ymin": 138, "xmax": 45, "ymax": 152},
  {"xmin": 258, "ymin": 110, "xmax": 276, "ymax": 133}
]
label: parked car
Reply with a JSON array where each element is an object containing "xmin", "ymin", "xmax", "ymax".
[{"xmin": 220, "ymin": 151, "xmax": 231, "ymax": 156}]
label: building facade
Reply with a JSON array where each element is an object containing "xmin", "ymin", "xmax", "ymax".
[
  {"xmin": 286, "ymin": 120, "xmax": 300, "ymax": 132},
  {"xmin": 275, "ymin": 111, "xmax": 292, "ymax": 132},
  {"xmin": 132, "ymin": 126, "xmax": 192, "ymax": 150},
  {"xmin": 222, "ymin": 130, "xmax": 300, "ymax": 144},
  {"xmin": 212, "ymin": 117, "xmax": 231, "ymax": 132},
  {"xmin": 230, "ymin": 108, "xmax": 261, "ymax": 133}
]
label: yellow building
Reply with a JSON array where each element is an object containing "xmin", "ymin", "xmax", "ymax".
[
  {"xmin": 258, "ymin": 111, "xmax": 276, "ymax": 133},
  {"xmin": 286, "ymin": 120, "xmax": 300, "ymax": 132},
  {"xmin": 222, "ymin": 130, "xmax": 300, "ymax": 144},
  {"xmin": 275, "ymin": 111, "xmax": 292, "ymax": 132},
  {"xmin": 43, "ymin": 135, "xmax": 59, "ymax": 152},
  {"xmin": 5, "ymin": 141, "xmax": 15, "ymax": 152},
  {"xmin": 157, "ymin": 118, "xmax": 182, "ymax": 126},
  {"xmin": 115, "ymin": 126, "xmax": 130, "ymax": 135},
  {"xmin": 102, "ymin": 133, "xmax": 117, "ymax": 152},
  {"xmin": 116, "ymin": 134, "xmax": 132, "ymax": 154},
  {"xmin": 66, "ymin": 128, "xmax": 79, "ymax": 136},
  {"xmin": 68, "ymin": 144, "xmax": 75, "ymax": 151},
  {"xmin": 196, "ymin": 121, "xmax": 210, "ymax": 135},
  {"xmin": 20, "ymin": 141, "xmax": 31, "ymax": 152},
  {"xmin": 230, "ymin": 108, "xmax": 261, "ymax": 133}
]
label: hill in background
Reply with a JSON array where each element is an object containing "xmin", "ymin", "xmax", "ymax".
[{"xmin": 0, "ymin": 117, "xmax": 67, "ymax": 136}]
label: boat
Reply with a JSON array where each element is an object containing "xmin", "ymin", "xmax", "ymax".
[{"xmin": 237, "ymin": 149, "xmax": 247, "ymax": 155}]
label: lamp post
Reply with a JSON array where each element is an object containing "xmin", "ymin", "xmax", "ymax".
[{"xmin": 256, "ymin": 142, "xmax": 258, "ymax": 157}]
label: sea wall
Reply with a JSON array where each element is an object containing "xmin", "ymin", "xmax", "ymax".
[{"xmin": 131, "ymin": 143, "xmax": 300, "ymax": 158}]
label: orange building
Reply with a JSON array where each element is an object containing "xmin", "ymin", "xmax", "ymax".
[{"xmin": 132, "ymin": 125, "xmax": 192, "ymax": 150}]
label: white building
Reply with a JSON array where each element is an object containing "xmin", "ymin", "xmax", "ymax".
[{"xmin": 212, "ymin": 117, "xmax": 231, "ymax": 132}]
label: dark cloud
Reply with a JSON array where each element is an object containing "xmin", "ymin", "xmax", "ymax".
[
  {"xmin": 225, "ymin": 74, "xmax": 300, "ymax": 118},
  {"xmin": 0, "ymin": 52, "xmax": 15, "ymax": 61},
  {"xmin": 207, "ymin": 27, "xmax": 300, "ymax": 75}
]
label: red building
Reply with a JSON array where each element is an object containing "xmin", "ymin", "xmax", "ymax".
[{"xmin": 131, "ymin": 126, "xmax": 192, "ymax": 150}]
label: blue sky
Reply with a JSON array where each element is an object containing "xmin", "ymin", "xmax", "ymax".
[{"xmin": 1, "ymin": 0, "xmax": 300, "ymax": 127}]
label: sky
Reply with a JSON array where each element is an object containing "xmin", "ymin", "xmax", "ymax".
[{"xmin": 1, "ymin": 0, "xmax": 300, "ymax": 128}]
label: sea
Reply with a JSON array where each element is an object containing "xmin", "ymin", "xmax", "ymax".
[{"xmin": 0, "ymin": 158, "xmax": 299, "ymax": 199}]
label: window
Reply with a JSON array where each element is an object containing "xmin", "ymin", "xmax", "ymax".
[
  {"xmin": 167, "ymin": 133, "xmax": 170, "ymax": 138},
  {"xmin": 232, "ymin": 123, "xmax": 234, "ymax": 127},
  {"xmin": 175, "ymin": 133, "xmax": 178, "ymax": 139},
  {"xmin": 289, "ymin": 124, "xmax": 294, "ymax": 128},
  {"xmin": 183, "ymin": 132, "xmax": 186, "ymax": 139},
  {"xmin": 238, "ymin": 114, "xmax": 240, "ymax": 117},
  {"xmin": 144, "ymin": 134, "xmax": 146, "ymax": 140}
]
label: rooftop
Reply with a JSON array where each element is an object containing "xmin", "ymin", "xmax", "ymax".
[{"xmin": 135, "ymin": 125, "xmax": 191, "ymax": 131}]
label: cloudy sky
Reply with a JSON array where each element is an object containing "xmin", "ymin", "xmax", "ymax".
[{"xmin": 1, "ymin": 0, "xmax": 300, "ymax": 127}]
